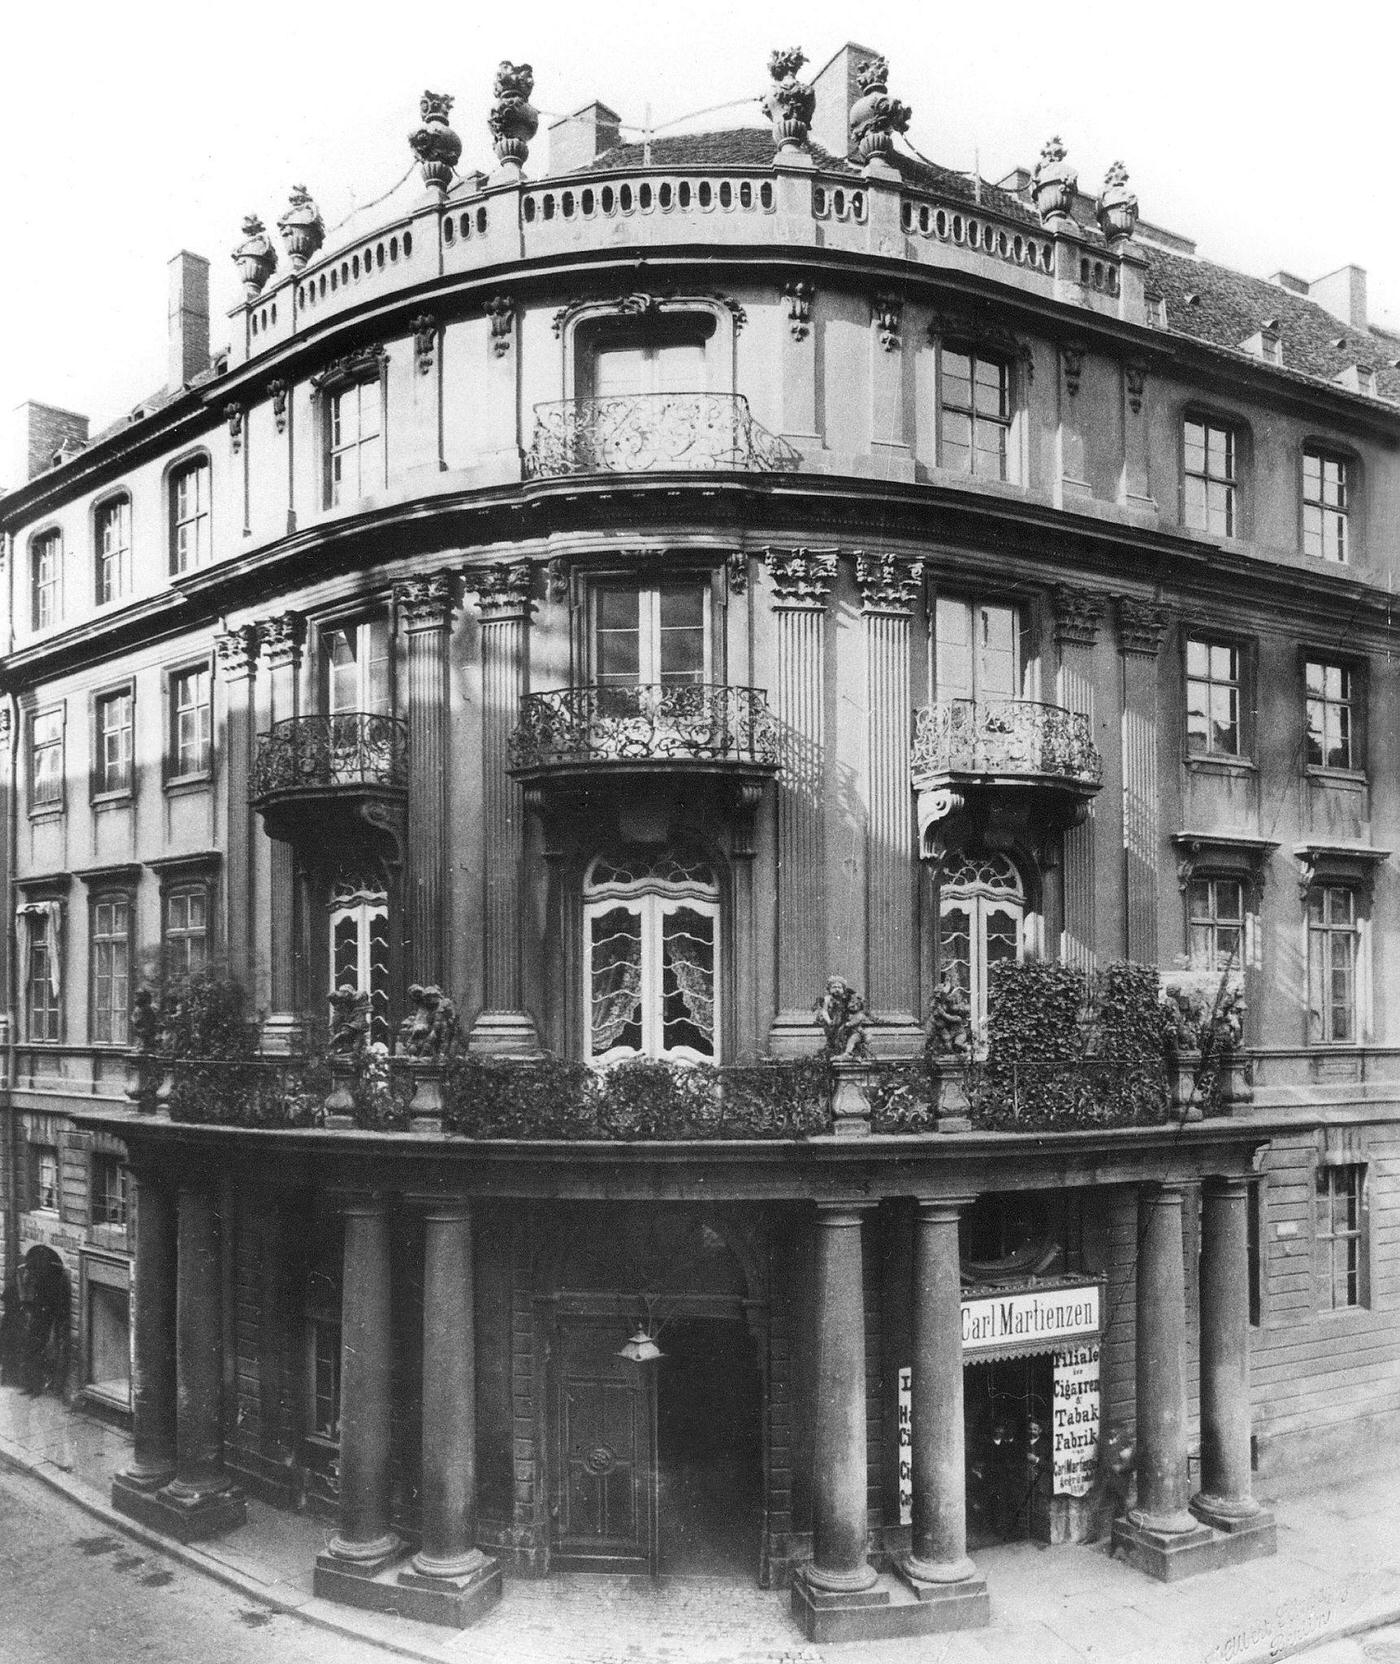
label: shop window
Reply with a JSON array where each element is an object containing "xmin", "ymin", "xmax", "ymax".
[
  {"xmin": 90, "ymin": 893, "xmax": 131, "ymax": 1045},
  {"xmin": 95, "ymin": 496, "xmax": 132, "ymax": 605},
  {"xmin": 1183, "ymin": 417, "xmax": 1237, "ymax": 536},
  {"xmin": 1307, "ymin": 886, "xmax": 1360, "ymax": 1045},
  {"xmin": 20, "ymin": 903, "xmax": 62, "ymax": 1042},
  {"xmin": 932, "ymin": 596, "xmax": 1025, "ymax": 702},
  {"xmin": 1302, "ymin": 448, "xmax": 1349, "ymax": 563},
  {"xmin": 329, "ymin": 878, "xmax": 390, "ymax": 1045},
  {"xmin": 584, "ymin": 850, "xmax": 719, "ymax": 1063},
  {"xmin": 939, "ymin": 348, "xmax": 1012, "ymax": 479},
  {"xmin": 31, "ymin": 530, "xmax": 61, "ymax": 630},
  {"xmin": 91, "ymin": 1154, "xmax": 128, "ymax": 1228},
  {"xmin": 1304, "ymin": 659, "xmax": 1359, "ymax": 773},
  {"xmin": 1315, "ymin": 1163, "xmax": 1366, "ymax": 1310},
  {"xmin": 938, "ymin": 851, "xmax": 1025, "ymax": 1036},
  {"xmin": 169, "ymin": 457, "xmax": 211, "ymax": 574},
  {"xmin": 30, "ymin": 708, "xmax": 64, "ymax": 811},
  {"xmin": 168, "ymin": 664, "xmax": 212, "ymax": 779},
  {"xmin": 163, "ymin": 883, "xmax": 209, "ymax": 978},
  {"xmin": 94, "ymin": 688, "xmax": 134, "ymax": 796},
  {"xmin": 31, "ymin": 1144, "xmax": 60, "ymax": 1213},
  {"xmin": 1186, "ymin": 636, "xmax": 1249, "ymax": 758},
  {"xmin": 82, "ymin": 1254, "xmax": 131, "ymax": 1408}
]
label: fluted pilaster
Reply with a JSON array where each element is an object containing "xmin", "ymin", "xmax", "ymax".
[
  {"xmin": 215, "ymin": 626, "xmax": 259, "ymax": 988},
  {"xmin": 1118, "ymin": 599, "xmax": 1168, "ymax": 963},
  {"xmin": 396, "ymin": 572, "xmax": 457, "ymax": 988},
  {"xmin": 1054, "ymin": 587, "xmax": 1104, "ymax": 969},
  {"xmin": 260, "ymin": 614, "xmax": 304, "ymax": 1046}
]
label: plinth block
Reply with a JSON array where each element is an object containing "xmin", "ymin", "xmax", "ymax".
[
  {"xmin": 111, "ymin": 1474, "xmax": 246, "ymax": 1543},
  {"xmin": 314, "ymin": 1549, "xmax": 502, "ymax": 1629},
  {"xmin": 792, "ymin": 1569, "xmax": 989, "ymax": 1644},
  {"xmin": 1112, "ymin": 1511, "xmax": 1275, "ymax": 1582}
]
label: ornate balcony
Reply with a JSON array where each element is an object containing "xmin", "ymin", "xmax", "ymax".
[
  {"xmin": 912, "ymin": 698, "xmax": 1103, "ymax": 856},
  {"xmin": 251, "ymin": 713, "xmax": 407, "ymax": 854},
  {"xmin": 524, "ymin": 392, "xmax": 801, "ymax": 479}
]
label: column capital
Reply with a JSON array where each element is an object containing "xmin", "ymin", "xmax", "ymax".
[
  {"xmin": 259, "ymin": 611, "xmax": 304, "ymax": 671},
  {"xmin": 855, "ymin": 551, "xmax": 923, "ymax": 616},
  {"xmin": 402, "ymin": 1193, "xmax": 473, "ymax": 1221},
  {"xmin": 329, "ymin": 1188, "xmax": 395, "ymax": 1217},
  {"xmin": 1118, "ymin": 597, "xmax": 1170, "ymax": 657},
  {"xmin": 1201, "ymin": 1172, "xmax": 1252, "ymax": 1197},
  {"xmin": 395, "ymin": 569, "xmax": 459, "ymax": 632},
  {"xmin": 914, "ymin": 1194, "xmax": 978, "ymax": 1223},
  {"xmin": 1052, "ymin": 583, "xmax": 1105, "ymax": 648},
  {"xmin": 1139, "ymin": 1179, "xmax": 1188, "ymax": 1206},
  {"xmin": 765, "ymin": 546, "xmax": 838, "ymax": 610},
  {"xmin": 813, "ymin": 1200, "xmax": 876, "ymax": 1227},
  {"xmin": 468, "ymin": 559, "xmax": 535, "ymax": 622},
  {"xmin": 215, "ymin": 624, "xmax": 260, "ymax": 682}
]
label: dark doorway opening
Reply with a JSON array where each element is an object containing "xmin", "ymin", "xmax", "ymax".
[
  {"xmin": 655, "ymin": 1315, "xmax": 762, "ymax": 1577},
  {"xmin": 964, "ymin": 1355, "xmax": 1053, "ymax": 1549}
]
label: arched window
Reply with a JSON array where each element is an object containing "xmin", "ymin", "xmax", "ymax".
[
  {"xmin": 939, "ymin": 851, "xmax": 1025, "ymax": 1031},
  {"xmin": 328, "ymin": 876, "xmax": 390, "ymax": 1045},
  {"xmin": 583, "ymin": 850, "xmax": 719, "ymax": 1063}
]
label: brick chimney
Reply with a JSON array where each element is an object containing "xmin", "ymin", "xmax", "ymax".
[
  {"xmin": 808, "ymin": 41, "xmax": 882, "ymax": 162},
  {"xmin": 547, "ymin": 102, "xmax": 622, "ymax": 174},
  {"xmin": 9, "ymin": 400, "xmax": 89, "ymax": 483},
  {"xmin": 1308, "ymin": 265, "xmax": 1368, "ymax": 332},
  {"xmin": 168, "ymin": 251, "xmax": 211, "ymax": 389}
]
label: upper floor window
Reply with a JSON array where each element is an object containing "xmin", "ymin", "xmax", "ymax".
[
  {"xmin": 584, "ymin": 850, "xmax": 719, "ymax": 1064},
  {"xmin": 1307, "ymin": 885, "xmax": 1360, "ymax": 1045},
  {"xmin": 92, "ymin": 1153, "xmax": 129, "ymax": 1228},
  {"xmin": 939, "ymin": 349, "xmax": 1011, "ymax": 480},
  {"xmin": 939, "ymin": 851, "xmax": 1025, "ymax": 1036},
  {"xmin": 31, "ymin": 1145, "xmax": 60, "ymax": 1213},
  {"xmin": 94, "ymin": 689, "xmax": 134, "ymax": 796},
  {"xmin": 163, "ymin": 883, "xmax": 208, "ymax": 979},
  {"xmin": 324, "ymin": 618, "xmax": 391, "ymax": 718},
  {"xmin": 21, "ymin": 904, "xmax": 62, "ymax": 1042},
  {"xmin": 30, "ymin": 709, "xmax": 64, "ymax": 811},
  {"xmin": 1185, "ymin": 637, "xmax": 1245, "ymax": 758},
  {"xmin": 932, "ymin": 597, "xmax": 1023, "ymax": 703},
  {"xmin": 1303, "ymin": 449, "xmax": 1349, "ymax": 563},
  {"xmin": 1315, "ymin": 1164, "xmax": 1365, "ymax": 1310},
  {"xmin": 95, "ymin": 497, "xmax": 132, "ymax": 605},
  {"xmin": 1305, "ymin": 660, "xmax": 1358, "ymax": 772},
  {"xmin": 170, "ymin": 458, "xmax": 211, "ymax": 573},
  {"xmin": 1183, "ymin": 418, "xmax": 1237, "ymax": 536},
  {"xmin": 327, "ymin": 381, "xmax": 383, "ymax": 506},
  {"xmin": 91, "ymin": 893, "xmax": 131, "ymax": 1045},
  {"xmin": 169, "ymin": 665, "xmax": 212, "ymax": 779},
  {"xmin": 31, "ymin": 531, "xmax": 61, "ymax": 630},
  {"xmin": 592, "ymin": 581, "xmax": 710, "ymax": 688},
  {"xmin": 1187, "ymin": 877, "xmax": 1244, "ymax": 975},
  {"xmin": 580, "ymin": 316, "xmax": 714, "ymax": 400}
]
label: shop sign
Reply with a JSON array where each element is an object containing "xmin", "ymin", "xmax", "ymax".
[
  {"xmin": 19, "ymin": 1214, "xmax": 83, "ymax": 1257},
  {"xmin": 960, "ymin": 1281, "xmax": 1102, "ymax": 1356},
  {"xmin": 1052, "ymin": 1342, "xmax": 1100, "ymax": 1497},
  {"xmin": 897, "ymin": 1367, "xmax": 912, "ymax": 1525}
]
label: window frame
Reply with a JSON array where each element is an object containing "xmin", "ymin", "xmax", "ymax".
[
  {"xmin": 168, "ymin": 452, "xmax": 212, "ymax": 576},
  {"xmin": 149, "ymin": 855, "xmax": 219, "ymax": 984},
  {"xmin": 89, "ymin": 888, "xmax": 134, "ymax": 1047},
  {"xmin": 586, "ymin": 576, "xmax": 716, "ymax": 689},
  {"xmin": 1314, "ymin": 1161, "xmax": 1368, "ymax": 1313},
  {"xmin": 90, "ymin": 1152, "xmax": 129, "ymax": 1230},
  {"xmin": 929, "ymin": 592, "xmax": 1029, "ymax": 704},
  {"xmin": 558, "ymin": 297, "xmax": 736, "ymax": 404},
  {"xmin": 1302, "ymin": 651, "xmax": 1365, "ymax": 779},
  {"xmin": 30, "ymin": 527, "xmax": 63, "ymax": 632},
  {"xmin": 29, "ymin": 704, "xmax": 65, "ymax": 816},
  {"xmin": 1306, "ymin": 884, "xmax": 1364, "ymax": 1047},
  {"xmin": 31, "ymin": 1142, "xmax": 61, "ymax": 1213},
  {"xmin": 91, "ymin": 682, "xmax": 136, "ymax": 801},
  {"xmin": 93, "ymin": 492, "xmax": 133, "ymax": 607},
  {"xmin": 936, "ymin": 343, "xmax": 1015, "ymax": 482},
  {"xmin": 313, "ymin": 348, "xmax": 389, "ymax": 510},
  {"xmin": 319, "ymin": 613, "xmax": 393, "ymax": 718},
  {"xmin": 165, "ymin": 659, "xmax": 214, "ymax": 785},
  {"xmin": 1181, "ymin": 413, "xmax": 1243, "ymax": 539},
  {"xmin": 1184, "ymin": 633, "xmax": 1255, "ymax": 763},
  {"xmin": 937, "ymin": 850, "xmax": 1028, "ymax": 1041},
  {"xmin": 1301, "ymin": 444, "xmax": 1353, "ymax": 565},
  {"xmin": 1186, "ymin": 874, "xmax": 1247, "ymax": 978},
  {"xmin": 19, "ymin": 899, "xmax": 64, "ymax": 1043}
]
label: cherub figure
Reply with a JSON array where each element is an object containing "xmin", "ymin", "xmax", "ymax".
[
  {"xmin": 398, "ymin": 984, "xmax": 458, "ymax": 1059},
  {"xmin": 926, "ymin": 974, "xmax": 972, "ymax": 1061},
  {"xmin": 130, "ymin": 988, "xmax": 159, "ymax": 1054},
  {"xmin": 838, "ymin": 992, "xmax": 872, "ymax": 1058},
  {"xmin": 328, "ymin": 985, "xmax": 370, "ymax": 1057},
  {"xmin": 815, "ymin": 976, "xmax": 855, "ymax": 1055}
]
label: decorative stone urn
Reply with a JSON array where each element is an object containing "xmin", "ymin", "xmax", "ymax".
[
  {"xmin": 231, "ymin": 215, "xmax": 278, "ymax": 299},
  {"xmin": 276, "ymin": 185, "xmax": 325, "ymax": 272},
  {"xmin": 1031, "ymin": 136, "xmax": 1078, "ymax": 226},
  {"xmin": 849, "ymin": 55, "xmax": 912, "ymax": 168},
  {"xmin": 488, "ymin": 61, "xmax": 538, "ymax": 174},
  {"xmin": 1096, "ymin": 159, "xmax": 1139, "ymax": 243},
  {"xmin": 761, "ymin": 47, "xmax": 815, "ymax": 152},
  {"xmin": 409, "ymin": 89, "xmax": 463, "ymax": 194}
]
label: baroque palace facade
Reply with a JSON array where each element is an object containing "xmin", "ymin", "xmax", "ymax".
[{"xmin": 1, "ymin": 43, "xmax": 1398, "ymax": 1643}]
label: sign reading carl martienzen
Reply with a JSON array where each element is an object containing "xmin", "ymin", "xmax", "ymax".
[{"xmin": 960, "ymin": 1282, "xmax": 1102, "ymax": 1355}]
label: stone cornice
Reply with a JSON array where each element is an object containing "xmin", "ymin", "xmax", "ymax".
[
  {"xmin": 855, "ymin": 551, "xmax": 923, "ymax": 616},
  {"xmin": 467, "ymin": 560, "xmax": 535, "ymax": 622},
  {"xmin": 765, "ymin": 546, "xmax": 838, "ymax": 609}
]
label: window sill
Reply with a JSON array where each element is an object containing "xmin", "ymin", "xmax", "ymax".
[
  {"xmin": 163, "ymin": 773, "xmax": 212, "ymax": 796},
  {"xmin": 1305, "ymin": 767, "xmax": 1367, "ymax": 789},
  {"xmin": 28, "ymin": 805, "xmax": 64, "ymax": 822},
  {"xmin": 90, "ymin": 790, "xmax": 133, "ymax": 809},
  {"xmin": 1184, "ymin": 754, "xmax": 1257, "ymax": 776}
]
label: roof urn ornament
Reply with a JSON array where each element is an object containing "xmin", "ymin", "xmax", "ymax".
[
  {"xmin": 762, "ymin": 47, "xmax": 815, "ymax": 152},
  {"xmin": 276, "ymin": 185, "xmax": 325, "ymax": 272},
  {"xmin": 1096, "ymin": 160, "xmax": 1139, "ymax": 244},
  {"xmin": 410, "ymin": 90, "xmax": 463, "ymax": 194},
  {"xmin": 1031, "ymin": 136, "xmax": 1077, "ymax": 227},
  {"xmin": 849, "ymin": 56, "xmax": 912, "ymax": 168},
  {"xmin": 488, "ymin": 61, "xmax": 539, "ymax": 174},
  {"xmin": 231, "ymin": 214, "xmax": 277, "ymax": 299}
]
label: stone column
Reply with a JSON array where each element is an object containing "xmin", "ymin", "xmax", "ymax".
[
  {"xmin": 395, "ymin": 572, "xmax": 457, "ymax": 990},
  {"xmin": 1128, "ymin": 1183, "xmax": 1195, "ymax": 1535},
  {"xmin": 117, "ymin": 1168, "xmax": 177, "ymax": 1491},
  {"xmin": 167, "ymin": 1187, "xmax": 240, "ymax": 1516},
  {"xmin": 260, "ymin": 613, "xmax": 304, "ymax": 1052},
  {"xmin": 1193, "ymin": 1176, "xmax": 1263, "ymax": 1528},
  {"xmin": 214, "ymin": 626, "xmax": 260, "ymax": 989},
  {"xmin": 467, "ymin": 562, "xmax": 540, "ymax": 1054},
  {"xmin": 1053, "ymin": 587, "xmax": 1104, "ymax": 970},
  {"xmin": 902, "ymin": 1199, "xmax": 981, "ymax": 1589},
  {"xmin": 318, "ymin": 1196, "xmax": 401, "ymax": 1578},
  {"xmin": 1118, "ymin": 600, "xmax": 1168, "ymax": 965},
  {"xmin": 765, "ymin": 549, "xmax": 837, "ymax": 1054},
  {"xmin": 804, "ymin": 1204, "xmax": 877, "ymax": 1593},
  {"xmin": 856, "ymin": 554, "xmax": 923, "ymax": 1049}
]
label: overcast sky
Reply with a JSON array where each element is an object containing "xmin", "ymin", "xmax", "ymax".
[{"xmin": 3, "ymin": 0, "xmax": 1397, "ymax": 484}]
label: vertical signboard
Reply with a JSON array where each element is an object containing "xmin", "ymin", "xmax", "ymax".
[
  {"xmin": 898, "ymin": 1366, "xmax": 912, "ymax": 1525},
  {"xmin": 1052, "ymin": 1341, "xmax": 1100, "ymax": 1496}
]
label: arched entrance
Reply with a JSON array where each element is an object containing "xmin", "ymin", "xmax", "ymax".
[{"xmin": 541, "ymin": 1208, "xmax": 765, "ymax": 1578}]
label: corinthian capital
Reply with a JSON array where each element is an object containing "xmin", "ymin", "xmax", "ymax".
[
  {"xmin": 215, "ymin": 624, "xmax": 261, "ymax": 681},
  {"xmin": 260, "ymin": 612, "xmax": 304, "ymax": 670},
  {"xmin": 1117, "ymin": 597, "xmax": 1170, "ymax": 656},
  {"xmin": 468, "ymin": 560, "xmax": 535, "ymax": 622},
  {"xmin": 1052, "ymin": 585, "xmax": 1105, "ymax": 648},
  {"xmin": 764, "ymin": 547, "xmax": 838, "ymax": 610},
  {"xmin": 855, "ymin": 551, "xmax": 923, "ymax": 616},
  {"xmin": 395, "ymin": 570, "xmax": 458, "ymax": 631}
]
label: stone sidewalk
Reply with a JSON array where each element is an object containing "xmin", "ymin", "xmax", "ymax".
[{"xmin": 1, "ymin": 1387, "xmax": 1398, "ymax": 1664}]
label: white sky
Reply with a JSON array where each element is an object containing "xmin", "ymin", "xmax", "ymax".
[{"xmin": 3, "ymin": 0, "xmax": 1398, "ymax": 485}]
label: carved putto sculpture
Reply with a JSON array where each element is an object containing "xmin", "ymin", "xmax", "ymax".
[
  {"xmin": 328, "ymin": 985, "xmax": 371, "ymax": 1056},
  {"xmin": 762, "ymin": 48, "xmax": 816, "ymax": 152},
  {"xmin": 926, "ymin": 974, "xmax": 973, "ymax": 1061},
  {"xmin": 815, "ymin": 976, "xmax": 873, "ymax": 1059},
  {"xmin": 409, "ymin": 90, "xmax": 463, "ymax": 194},
  {"xmin": 231, "ymin": 215, "xmax": 278, "ymax": 299},
  {"xmin": 1031, "ymin": 136, "xmax": 1077, "ymax": 225},
  {"xmin": 398, "ymin": 983, "xmax": 459, "ymax": 1059},
  {"xmin": 849, "ymin": 56, "xmax": 912, "ymax": 167},
  {"xmin": 130, "ymin": 988, "xmax": 159, "ymax": 1054},
  {"xmin": 488, "ymin": 61, "xmax": 539, "ymax": 172},
  {"xmin": 1096, "ymin": 160, "xmax": 1139, "ymax": 244},
  {"xmin": 276, "ymin": 186, "xmax": 325, "ymax": 271}
]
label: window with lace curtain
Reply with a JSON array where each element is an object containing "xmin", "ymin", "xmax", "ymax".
[{"xmin": 584, "ymin": 851, "xmax": 719, "ymax": 1064}]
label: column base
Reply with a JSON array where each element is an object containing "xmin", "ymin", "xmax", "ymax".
[
  {"xmin": 467, "ymin": 1010, "xmax": 541, "ymax": 1057},
  {"xmin": 898, "ymin": 1550, "xmax": 978, "ymax": 1587},
  {"xmin": 111, "ymin": 1473, "xmax": 246, "ymax": 1543},
  {"xmin": 792, "ymin": 1568, "xmax": 989, "ymax": 1643},
  {"xmin": 1111, "ymin": 1509, "xmax": 1275, "ymax": 1581},
  {"xmin": 1190, "ymin": 1491, "xmax": 1265, "ymax": 1531},
  {"xmin": 259, "ymin": 1014, "xmax": 306, "ymax": 1056},
  {"xmin": 767, "ymin": 1012, "xmax": 825, "ymax": 1058},
  {"xmin": 114, "ymin": 1459, "xmax": 175, "ymax": 1494},
  {"xmin": 397, "ymin": 1552, "xmax": 502, "ymax": 1628}
]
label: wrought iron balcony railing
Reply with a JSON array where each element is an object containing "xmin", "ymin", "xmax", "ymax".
[
  {"xmin": 911, "ymin": 698, "xmax": 1102, "ymax": 790},
  {"xmin": 251, "ymin": 712, "xmax": 408, "ymax": 800},
  {"xmin": 510, "ymin": 683, "xmax": 779, "ymax": 776},
  {"xmin": 524, "ymin": 392, "xmax": 802, "ymax": 479}
]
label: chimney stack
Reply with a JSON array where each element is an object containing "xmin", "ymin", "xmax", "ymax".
[
  {"xmin": 168, "ymin": 251, "xmax": 211, "ymax": 389},
  {"xmin": 808, "ymin": 41, "xmax": 882, "ymax": 161},
  {"xmin": 9, "ymin": 401, "xmax": 89, "ymax": 484},
  {"xmin": 547, "ymin": 102, "xmax": 622, "ymax": 175},
  {"xmin": 1308, "ymin": 265, "xmax": 1368, "ymax": 333}
]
